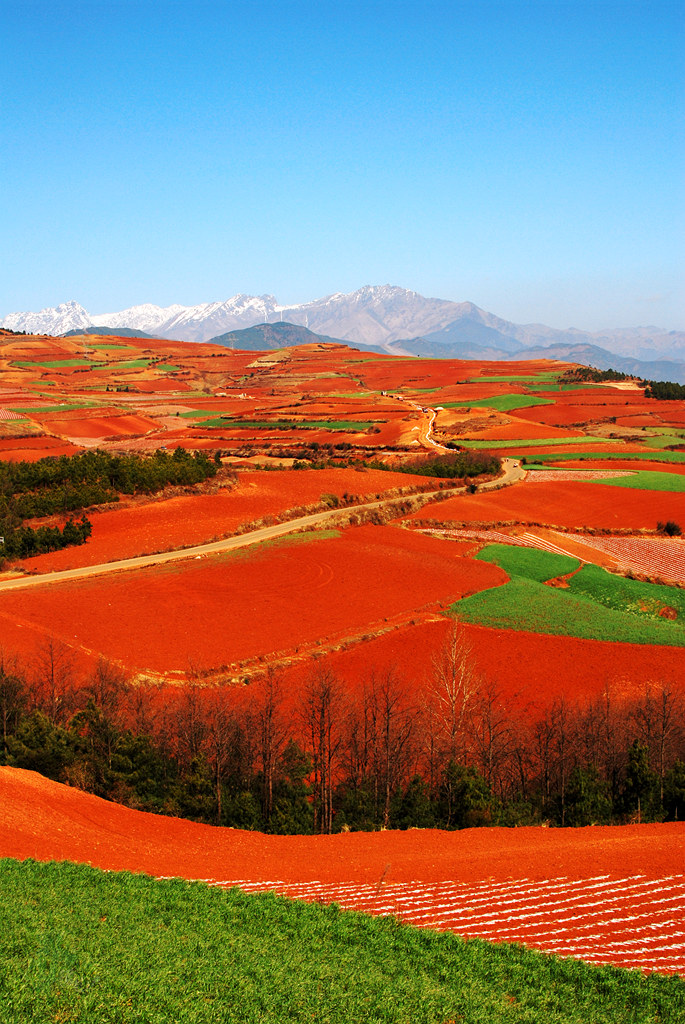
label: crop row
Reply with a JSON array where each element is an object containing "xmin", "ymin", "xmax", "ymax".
[{"xmin": 206, "ymin": 873, "xmax": 685, "ymax": 975}]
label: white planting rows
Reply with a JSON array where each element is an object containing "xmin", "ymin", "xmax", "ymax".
[
  {"xmin": 0, "ymin": 407, "xmax": 25, "ymax": 421},
  {"xmin": 202, "ymin": 873, "xmax": 685, "ymax": 974},
  {"xmin": 525, "ymin": 470, "xmax": 634, "ymax": 482},
  {"xmin": 558, "ymin": 532, "xmax": 685, "ymax": 585}
]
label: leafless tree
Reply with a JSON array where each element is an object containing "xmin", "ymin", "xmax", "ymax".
[
  {"xmin": 301, "ymin": 666, "xmax": 347, "ymax": 833},
  {"xmin": 32, "ymin": 639, "xmax": 76, "ymax": 724},
  {"xmin": 252, "ymin": 668, "xmax": 289, "ymax": 823}
]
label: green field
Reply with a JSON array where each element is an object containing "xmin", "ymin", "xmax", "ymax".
[
  {"xmin": 2, "ymin": 860, "xmax": 681, "ymax": 1024},
  {"xmin": 567, "ymin": 564, "xmax": 685, "ymax": 622},
  {"xmin": 640, "ymin": 432, "xmax": 685, "ymax": 450},
  {"xmin": 452, "ymin": 545, "xmax": 685, "ymax": 645},
  {"xmin": 109, "ymin": 359, "xmax": 152, "ymax": 370},
  {"xmin": 460, "ymin": 435, "xmax": 618, "ymax": 450},
  {"xmin": 524, "ymin": 384, "xmax": 598, "ymax": 393},
  {"xmin": 524, "ymin": 467, "xmax": 685, "ymax": 492},
  {"xmin": 476, "ymin": 543, "xmax": 578, "ymax": 582},
  {"xmin": 12, "ymin": 403, "xmax": 95, "ymax": 414},
  {"xmin": 155, "ymin": 363, "xmax": 182, "ymax": 372},
  {"xmin": 442, "ymin": 395, "xmax": 553, "ymax": 412},
  {"xmin": 523, "ymin": 451, "xmax": 685, "ymax": 465},
  {"xmin": 586, "ymin": 471, "xmax": 685, "ymax": 493},
  {"xmin": 12, "ymin": 359, "xmax": 102, "ymax": 369},
  {"xmin": 88, "ymin": 343, "xmax": 135, "ymax": 350},
  {"xmin": 195, "ymin": 418, "xmax": 378, "ymax": 431},
  {"xmin": 467, "ymin": 373, "xmax": 560, "ymax": 383}
]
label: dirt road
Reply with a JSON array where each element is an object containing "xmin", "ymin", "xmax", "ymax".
[{"xmin": 0, "ymin": 460, "xmax": 524, "ymax": 593}]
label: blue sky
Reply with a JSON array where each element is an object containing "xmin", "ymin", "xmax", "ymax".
[{"xmin": 2, "ymin": 0, "xmax": 683, "ymax": 329}]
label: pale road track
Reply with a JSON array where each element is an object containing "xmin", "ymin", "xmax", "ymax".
[{"xmin": 0, "ymin": 459, "xmax": 524, "ymax": 594}]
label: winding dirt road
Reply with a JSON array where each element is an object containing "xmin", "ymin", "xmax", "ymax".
[{"xmin": 0, "ymin": 459, "xmax": 524, "ymax": 593}]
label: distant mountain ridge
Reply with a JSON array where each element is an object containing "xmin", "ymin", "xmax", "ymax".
[{"xmin": 3, "ymin": 286, "xmax": 684, "ymax": 380}]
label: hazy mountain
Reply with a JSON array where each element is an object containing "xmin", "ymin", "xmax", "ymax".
[
  {"xmin": 62, "ymin": 326, "xmax": 157, "ymax": 339},
  {"xmin": 208, "ymin": 321, "xmax": 385, "ymax": 353},
  {"xmin": 3, "ymin": 287, "xmax": 684, "ymax": 368}
]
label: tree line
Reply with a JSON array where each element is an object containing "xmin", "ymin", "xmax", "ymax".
[
  {"xmin": 1, "ymin": 627, "xmax": 683, "ymax": 834},
  {"xmin": 0, "ymin": 447, "xmax": 219, "ymax": 563},
  {"xmin": 643, "ymin": 380, "xmax": 685, "ymax": 401}
]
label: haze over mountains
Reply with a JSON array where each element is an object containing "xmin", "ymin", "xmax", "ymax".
[{"xmin": 3, "ymin": 285, "xmax": 685, "ymax": 381}]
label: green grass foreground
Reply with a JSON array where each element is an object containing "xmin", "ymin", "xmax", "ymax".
[
  {"xmin": 1, "ymin": 860, "xmax": 682, "ymax": 1024},
  {"xmin": 452, "ymin": 545, "xmax": 685, "ymax": 646}
]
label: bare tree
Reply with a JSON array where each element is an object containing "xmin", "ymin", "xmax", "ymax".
[
  {"xmin": 301, "ymin": 666, "xmax": 347, "ymax": 833},
  {"xmin": 252, "ymin": 668, "xmax": 289, "ymax": 823},
  {"xmin": 425, "ymin": 620, "xmax": 478, "ymax": 766},
  {"xmin": 32, "ymin": 639, "xmax": 76, "ymax": 724},
  {"xmin": 365, "ymin": 669, "xmax": 416, "ymax": 829}
]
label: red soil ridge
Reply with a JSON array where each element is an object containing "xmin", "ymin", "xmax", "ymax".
[{"xmin": 2, "ymin": 767, "xmax": 683, "ymax": 974}]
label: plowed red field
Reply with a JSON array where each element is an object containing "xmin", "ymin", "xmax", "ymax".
[
  {"xmin": 19, "ymin": 468, "xmax": 432, "ymax": 572},
  {"xmin": 2, "ymin": 767, "xmax": 682, "ymax": 973},
  {"xmin": 47, "ymin": 413, "xmax": 159, "ymax": 438},
  {"xmin": 408, "ymin": 479, "xmax": 685, "ymax": 530},
  {"xmin": 0, "ymin": 526, "xmax": 505, "ymax": 675},
  {"xmin": 278, "ymin": 617, "xmax": 684, "ymax": 711}
]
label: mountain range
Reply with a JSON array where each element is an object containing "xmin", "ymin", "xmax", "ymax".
[{"xmin": 3, "ymin": 285, "xmax": 685, "ymax": 382}]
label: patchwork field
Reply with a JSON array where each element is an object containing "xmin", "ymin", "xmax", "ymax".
[{"xmin": 2, "ymin": 329, "xmax": 685, "ymax": 997}]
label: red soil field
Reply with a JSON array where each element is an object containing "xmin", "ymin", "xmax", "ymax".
[
  {"xmin": 406, "ymin": 478, "xmax": 685, "ymax": 531},
  {"xmin": 278, "ymin": 616, "xmax": 685, "ymax": 713},
  {"xmin": 44, "ymin": 414, "xmax": 159, "ymax": 438},
  {"xmin": 0, "ymin": 436, "xmax": 82, "ymax": 461},
  {"xmin": 1, "ymin": 767, "xmax": 679, "ymax": 888},
  {"xmin": 3, "ymin": 767, "xmax": 682, "ymax": 973},
  {"xmin": 0, "ymin": 526, "xmax": 505, "ymax": 676},
  {"xmin": 461, "ymin": 418, "xmax": 578, "ymax": 440},
  {"xmin": 18, "ymin": 467, "xmax": 435, "ymax": 572}
]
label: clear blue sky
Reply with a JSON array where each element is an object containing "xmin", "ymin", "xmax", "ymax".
[{"xmin": 2, "ymin": 0, "xmax": 683, "ymax": 330}]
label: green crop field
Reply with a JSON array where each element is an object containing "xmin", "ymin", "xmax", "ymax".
[
  {"xmin": 583, "ymin": 471, "xmax": 685, "ymax": 493},
  {"xmin": 567, "ymin": 564, "xmax": 685, "ymax": 622},
  {"xmin": 109, "ymin": 359, "xmax": 152, "ymax": 369},
  {"xmin": 1, "ymin": 860, "xmax": 682, "ymax": 1024},
  {"xmin": 454, "ymin": 545, "xmax": 685, "ymax": 646},
  {"xmin": 12, "ymin": 403, "xmax": 95, "ymax": 414},
  {"xmin": 476, "ymin": 543, "xmax": 578, "ymax": 582},
  {"xmin": 194, "ymin": 418, "xmax": 377, "ymax": 431},
  {"xmin": 442, "ymin": 395, "xmax": 554, "ymax": 412},
  {"xmin": 155, "ymin": 363, "xmax": 182, "ymax": 372},
  {"xmin": 87, "ymin": 343, "xmax": 135, "ymax": 349},
  {"xmin": 467, "ymin": 373, "xmax": 560, "ymax": 383},
  {"xmin": 12, "ymin": 359, "xmax": 102, "ymax": 369},
  {"xmin": 524, "ymin": 384, "xmax": 598, "ymax": 393},
  {"xmin": 523, "ymin": 451, "xmax": 685, "ymax": 465},
  {"xmin": 460, "ymin": 435, "xmax": 617, "ymax": 450},
  {"xmin": 523, "ymin": 467, "xmax": 685, "ymax": 491},
  {"xmin": 640, "ymin": 433, "xmax": 685, "ymax": 450}
]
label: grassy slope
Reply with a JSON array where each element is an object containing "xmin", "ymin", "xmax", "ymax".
[
  {"xmin": 453, "ymin": 545, "xmax": 685, "ymax": 646},
  {"xmin": 1, "ymin": 860, "xmax": 682, "ymax": 1024}
]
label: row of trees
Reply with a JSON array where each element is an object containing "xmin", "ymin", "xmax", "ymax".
[
  {"xmin": 0, "ymin": 447, "xmax": 220, "ymax": 565},
  {"xmin": 1, "ymin": 629, "xmax": 683, "ymax": 833},
  {"xmin": 643, "ymin": 380, "xmax": 685, "ymax": 401},
  {"xmin": 0, "ymin": 447, "xmax": 219, "ymax": 519},
  {"xmin": 560, "ymin": 367, "xmax": 634, "ymax": 384}
]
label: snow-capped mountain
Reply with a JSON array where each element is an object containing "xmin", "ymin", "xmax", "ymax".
[
  {"xmin": 3, "ymin": 286, "xmax": 684, "ymax": 366},
  {"xmin": 0, "ymin": 287, "xmax": 464, "ymax": 346}
]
